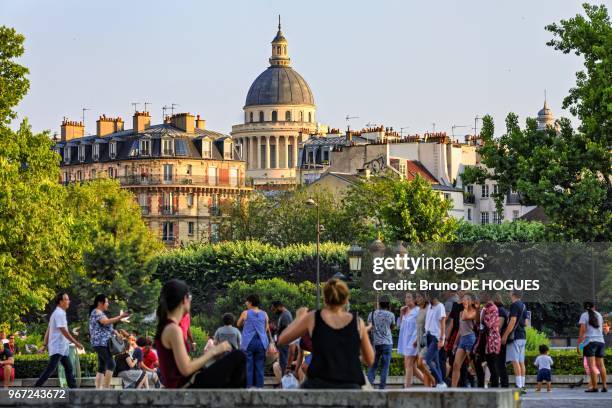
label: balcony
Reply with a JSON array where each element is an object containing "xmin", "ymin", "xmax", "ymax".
[
  {"xmin": 161, "ymin": 236, "xmax": 178, "ymax": 246},
  {"xmin": 210, "ymin": 206, "xmax": 221, "ymax": 216},
  {"xmin": 463, "ymin": 193, "xmax": 476, "ymax": 204},
  {"xmin": 116, "ymin": 175, "xmax": 242, "ymax": 188},
  {"xmin": 161, "ymin": 205, "xmax": 176, "ymax": 215},
  {"xmin": 140, "ymin": 205, "xmax": 150, "ymax": 215}
]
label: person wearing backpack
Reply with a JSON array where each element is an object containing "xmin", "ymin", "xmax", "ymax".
[{"xmin": 501, "ymin": 290, "xmax": 527, "ymax": 394}]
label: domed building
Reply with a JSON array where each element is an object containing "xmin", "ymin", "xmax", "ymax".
[
  {"xmin": 536, "ymin": 98, "xmax": 558, "ymax": 131},
  {"xmin": 231, "ymin": 19, "xmax": 319, "ymax": 189}
]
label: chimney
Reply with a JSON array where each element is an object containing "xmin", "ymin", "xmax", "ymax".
[
  {"xmin": 133, "ymin": 111, "xmax": 151, "ymax": 134},
  {"xmin": 171, "ymin": 112, "xmax": 195, "ymax": 133},
  {"xmin": 97, "ymin": 115, "xmax": 125, "ymax": 136},
  {"xmin": 195, "ymin": 114, "xmax": 206, "ymax": 130},
  {"xmin": 60, "ymin": 117, "xmax": 85, "ymax": 141}
]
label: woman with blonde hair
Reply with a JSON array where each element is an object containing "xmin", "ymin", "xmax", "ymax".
[{"xmin": 279, "ymin": 279, "xmax": 374, "ymax": 388}]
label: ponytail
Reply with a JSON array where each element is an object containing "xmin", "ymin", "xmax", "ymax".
[
  {"xmin": 584, "ymin": 301, "xmax": 600, "ymax": 329},
  {"xmin": 155, "ymin": 279, "xmax": 190, "ymax": 339}
]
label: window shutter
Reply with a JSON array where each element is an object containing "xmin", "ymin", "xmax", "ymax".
[
  {"xmin": 173, "ymin": 194, "xmax": 179, "ymax": 214},
  {"xmin": 173, "ymin": 222, "xmax": 178, "ymax": 239},
  {"xmin": 158, "ymin": 194, "xmax": 163, "ymax": 214}
]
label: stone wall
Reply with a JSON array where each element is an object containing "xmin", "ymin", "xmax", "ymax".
[{"xmin": 0, "ymin": 389, "xmax": 517, "ymax": 408}]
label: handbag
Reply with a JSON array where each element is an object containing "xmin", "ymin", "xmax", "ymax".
[{"xmin": 108, "ymin": 333, "xmax": 125, "ymax": 355}]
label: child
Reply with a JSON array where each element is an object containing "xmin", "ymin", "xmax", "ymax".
[{"xmin": 534, "ymin": 344, "xmax": 553, "ymax": 392}]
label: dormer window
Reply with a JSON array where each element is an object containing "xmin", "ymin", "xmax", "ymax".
[
  {"xmin": 78, "ymin": 145, "xmax": 86, "ymax": 162},
  {"xmin": 109, "ymin": 141, "xmax": 117, "ymax": 159},
  {"xmin": 162, "ymin": 138, "xmax": 173, "ymax": 156},
  {"xmin": 140, "ymin": 139, "xmax": 151, "ymax": 156},
  {"xmin": 64, "ymin": 147, "xmax": 71, "ymax": 164},
  {"xmin": 92, "ymin": 143, "xmax": 100, "ymax": 161},
  {"xmin": 224, "ymin": 141, "xmax": 233, "ymax": 160},
  {"xmin": 202, "ymin": 139, "xmax": 212, "ymax": 159}
]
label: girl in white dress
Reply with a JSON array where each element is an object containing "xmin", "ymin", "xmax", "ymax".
[{"xmin": 397, "ymin": 293, "xmax": 420, "ymax": 387}]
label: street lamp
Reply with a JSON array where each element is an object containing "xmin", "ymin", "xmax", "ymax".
[
  {"xmin": 306, "ymin": 198, "xmax": 321, "ymax": 309},
  {"xmin": 347, "ymin": 243, "xmax": 363, "ymax": 275}
]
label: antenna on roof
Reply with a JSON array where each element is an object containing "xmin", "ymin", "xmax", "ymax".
[
  {"xmin": 431, "ymin": 122, "xmax": 436, "ymax": 133},
  {"xmin": 162, "ymin": 105, "xmax": 171, "ymax": 120},
  {"xmin": 473, "ymin": 115, "xmax": 481, "ymax": 136},
  {"xmin": 400, "ymin": 126, "xmax": 410, "ymax": 137},
  {"xmin": 451, "ymin": 125, "xmax": 469, "ymax": 138},
  {"xmin": 171, "ymin": 103, "xmax": 179, "ymax": 116},
  {"xmin": 131, "ymin": 102, "xmax": 140, "ymax": 113},
  {"xmin": 345, "ymin": 114, "xmax": 359, "ymax": 131},
  {"xmin": 144, "ymin": 102, "xmax": 151, "ymax": 113}
]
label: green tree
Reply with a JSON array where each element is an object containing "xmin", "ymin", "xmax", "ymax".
[
  {"xmin": 342, "ymin": 174, "xmax": 458, "ymax": 243},
  {"xmin": 65, "ymin": 179, "xmax": 163, "ymax": 329},
  {"xmin": 219, "ymin": 192, "xmax": 274, "ymax": 242},
  {"xmin": 462, "ymin": 4, "xmax": 611, "ymax": 241},
  {"xmin": 0, "ymin": 26, "xmax": 30, "ymax": 125},
  {"xmin": 0, "ymin": 27, "xmax": 72, "ymax": 325}
]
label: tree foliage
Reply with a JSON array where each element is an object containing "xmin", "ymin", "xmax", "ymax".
[
  {"xmin": 455, "ymin": 220, "xmax": 547, "ymax": 242},
  {"xmin": 0, "ymin": 26, "xmax": 30, "ymax": 125}
]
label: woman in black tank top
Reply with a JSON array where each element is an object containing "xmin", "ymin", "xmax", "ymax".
[{"xmin": 278, "ymin": 279, "xmax": 374, "ymax": 389}]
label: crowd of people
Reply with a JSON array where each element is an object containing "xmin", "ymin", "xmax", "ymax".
[{"xmin": 0, "ymin": 279, "xmax": 609, "ymax": 393}]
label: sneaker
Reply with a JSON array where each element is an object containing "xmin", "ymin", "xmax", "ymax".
[{"xmin": 436, "ymin": 383, "xmax": 448, "ymax": 389}]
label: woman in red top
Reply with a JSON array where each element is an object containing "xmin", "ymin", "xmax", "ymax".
[{"xmin": 155, "ymin": 279, "xmax": 246, "ymax": 388}]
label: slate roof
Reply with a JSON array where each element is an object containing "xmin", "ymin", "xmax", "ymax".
[
  {"xmin": 55, "ymin": 123, "xmax": 240, "ymax": 166},
  {"xmin": 245, "ymin": 66, "xmax": 314, "ymax": 107}
]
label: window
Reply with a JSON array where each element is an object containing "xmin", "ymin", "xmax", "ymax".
[
  {"xmin": 493, "ymin": 211, "xmax": 503, "ymax": 224},
  {"xmin": 93, "ymin": 143, "xmax": 100, "ymax": 161},
  {"xmin": 299, "ymin": 111, "xmax": 304, "ymax": 122},
  {"xmin": 163, "ymin": 164, "xmax": 173, "ymax": 183},
  {"xmin": 91, "ymin": 169, "xmax": 96, "ymax": 179},
  {"xmin": 162, "ymin": 192, "xmax": 173, "ymax": 214},
  {"xmin": 493, "ymin": 184, "xmax": 500, "ymax": 195},
  {"xmin": 249, "ymin": 112, "xmax": 253, "ymax": 123},
  {"xmin": 140, "ymin": 139, "xmax": 150, "ymax": 156},
  {"xmin": 224, "ymin": 142, "xmax": 232, "ymax": 160},
  {"xmin": 108, "ymin": 167, "xmax": 115, "ymax": 178},
  {"xmin": 76, "ymin": 170, "xmax": 82, "ymax": 181},
  {"xmin": 481, "ymin": 211, "xmax": 490, "ymax": 225},
  {"xmin": 162, "ymin": 138, "xmax": 173, "ymax": 155},
  {"xmin": 188, "ymin": 222, "xmax": 195, "ymax": 236},
  {"xmin": 270, "ymin": 144, "xmax": 276, "ymax": 168},
  {"xmin": 64, "ymin": 147, "xmax": 71, "ymax": 164},
  {"xmin": 78, "ymin": 145, "xmax": 86, "ymax": 162},
  {"xmin": 109, "ymin": 141, "xmax": 117, "ymax": 159},
  {"xmin": 272, "ymin": 111, "xmax": 278, "ymax": 122},
  {"xmin": 466, "ymin": 185, "xmax": 474, "ymax": 195},
  {"xmin": 323, "ymin": 150, "xmax": 330, "ymax": 163},
  {"xmin": 186, "ymin": 164, "xmax": 192, "ymax": 176},
  {"xmin": 162, "ymin": 221, "xmax": 174, "ymax": 242},
  {"xmin": 211, "ymin": 223, "xmax": 219, "ymax": 243},
  {"xmin": 308, "ymin": 112, "xmax": 312, "ymax": 123},
  {"xmin": 260, "ymin": 144, "xmax": 266, "ymax": 168},
  {"xmin": 138, "ymin": 193, "xmax": 147, "ymax": 206},
  {"xmin": 208, "ymin": 166, "xmax": 217, "ymax": 185},
  {"xmin": 513, "ymin": 210, "xmax": 519, "ymax": 220},
  {"xmin": 187, "ymin": 193, "xmax": 194, "ymax": 207},
  {"xmin": 259, "ymin": 111, "xmax": 264, "ymax": 122},
  {"xmin": 63, "ymin": 171, "xmax": 69, "ymax": 183},
  {"xmin": 202, "ymin": 139, "xmax": 212, "ymax": 158},
  {"xmin": 399, "ymin": 162, "xmax": 407, "ymax": 176},
  {"xmin": 481, "ymin": 184, "xmax": 489, "ymax": 198},
  {"xmin": 285, "ymin": 111, "xmax": 291, "ymax": 121},
  {"xmin": 467, "ymin": 208, "xmax": 472, "ymax": 221},
  {"xmin": 444, "ymin": 192, "xmax": 451, "ymax": 201},
  {"xmin": 288, "ymin": 145, "xmax": 293, "ymax": 168},
  {"xmin": 229, "ymin": 167, "xmax": 238, "ymax": 187}
]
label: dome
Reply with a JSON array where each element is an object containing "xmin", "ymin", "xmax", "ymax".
[
  {"xmin": 538, "ymin": 100, "xmax": 553, "ymax": 117},
  {"xmin": 245, "ymin": 66, "xmax": 315, "ymax": 107}
]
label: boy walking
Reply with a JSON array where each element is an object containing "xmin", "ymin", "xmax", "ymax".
[{"xmin": 534, "ymin": 345, "xmax": 553, "ymax": 392}]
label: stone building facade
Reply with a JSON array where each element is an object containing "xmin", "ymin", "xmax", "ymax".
[{"xmin": 54, "ymin": 111, "xmax": 251, "ymax": 246}]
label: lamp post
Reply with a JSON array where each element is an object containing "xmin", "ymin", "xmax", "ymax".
[
  {"xmin": 306, "ymin": 198, "xmax": 321, "ymax": 309},
  {"xmin": 347, "ymin": 243, "xmax": 364, "ymax": 278}
]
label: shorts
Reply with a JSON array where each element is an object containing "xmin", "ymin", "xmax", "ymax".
[
  {"xmin": 457, "ymin": 333, "xmax": 476, "ymax": 352},
  {"xmin": 0, "ymin": 365, "xmax": 15, "ymax": 381},
  {"xmin": 583, "ymin": 341, "xmax": 605, "ymax": 358},
  {"xmin": 506, "ymin": 339, "xmax": 526, "ymax": 363},
  {"xmin": 93, "ymin": 345, "xmax": 116, "ymax": 374},
  {"xmin": 537, "ymin": 368, "xmax": 551, "ymax": 382}
]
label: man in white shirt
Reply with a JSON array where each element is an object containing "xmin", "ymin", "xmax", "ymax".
[
  {"xmin": 35, "ymin": 293, "xmax": 83, "ymax": 388},
  {"xmin": 424, "ymin": 291, "xmax": 447, "ymax": 388}
]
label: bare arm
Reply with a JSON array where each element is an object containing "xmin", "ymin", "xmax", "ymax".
[
  {"xmin": 161, "ymin": 323, "xmax": 230, "ymax": 377},
  {"xmin": 359, "ymin": 318, "xmax": 375, "ymax": 367},
  {"xmin": 236, "ymin": 311, "xmax": 247, "ymax": 328},
  {"xmin": 438, "ymin": 317, "xmax": 446, "ymax": 349},
  {"xmin": 576, "ymin": 323, "xmax": 586, "ymax": 353},
  {"xmin": 58, "ymin": 327, "xmax": 83, "ymax": 349},
  {"xmin": 278, "ymin": 312, "xmax": 313, "ymax": 346}
]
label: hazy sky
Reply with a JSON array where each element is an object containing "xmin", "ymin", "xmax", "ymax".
[{"xmin": 2, "ymin": 0, "xmax": 601, "ymax": 138}]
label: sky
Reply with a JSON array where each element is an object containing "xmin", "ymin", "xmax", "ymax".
[{"xmin": 2, "ymin": 0, "xmax": 602, "ymax": 138}]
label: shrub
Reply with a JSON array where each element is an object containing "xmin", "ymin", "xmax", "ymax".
[
  {"xmin": 525, "ymin": 326, "xmax": 550, "ymax": 352},
  {"xmin": 13, "ymin": 353, "xmax": 98, "ymax": 379},
  {"xmin": 154, "ymin": 241, "xmax": 348, "ymax": 313}
]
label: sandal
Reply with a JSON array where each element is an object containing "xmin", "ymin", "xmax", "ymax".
[
  {"xmin": 601, "ymin": 388, "xmax": 608, "ymax": 393},
  {"xmin": 585, "ymin": 388, "xmax": 599, "ymax": 393}
]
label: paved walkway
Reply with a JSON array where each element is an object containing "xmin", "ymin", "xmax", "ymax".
[{"xmin": 521, "ymin": 388, "xmax": 611, "ymax": 408}]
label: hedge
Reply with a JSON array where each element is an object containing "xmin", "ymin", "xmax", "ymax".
[
  {"xmin": 154, "ymin": 241, "xmax": 349, "ymax": 313},
  {"xmin": 13, "ymin": 354, "xmax": 98, "ymax": 379},
  {"xmin": 385, "ymin": 350, "xmax": 612, "ymax": 376}
]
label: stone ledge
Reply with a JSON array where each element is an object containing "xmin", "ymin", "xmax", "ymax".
[{"xmin": 0, "ymin": 389, "xmax": 518, "ymax": 408}]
